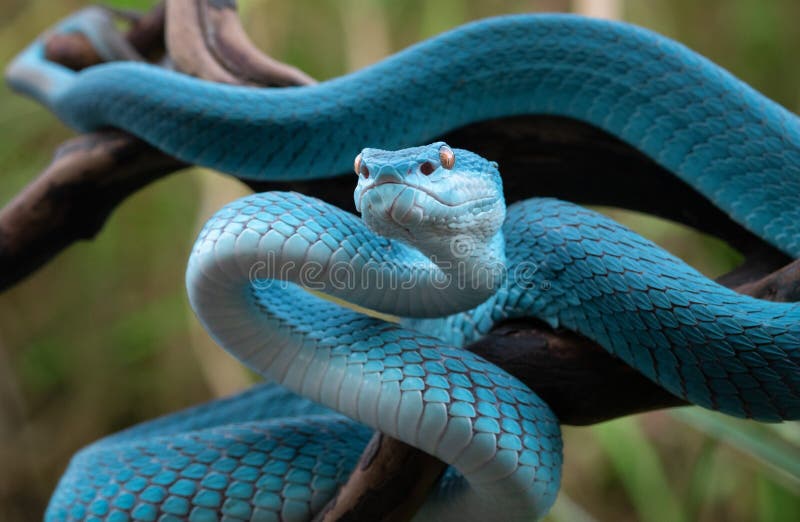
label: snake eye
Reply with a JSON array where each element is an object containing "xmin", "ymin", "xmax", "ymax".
[
  {"xmin": 420, "ymin": 161, "xmax": 435, "ymax": 175},
  {"xmin": 354, "ymin": 153, "xmax": 369, "ymax": 178},
  {"xmin": 439, "ymin": 145, "xmax": 455, "ymax": 170}
]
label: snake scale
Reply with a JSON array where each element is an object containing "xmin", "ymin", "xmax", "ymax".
[{"xmin": 6, "ymin": 10, "xmax": 800, "ymax": 522}]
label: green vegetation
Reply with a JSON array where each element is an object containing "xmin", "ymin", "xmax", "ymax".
[{"xmin": 0, "ymin": 0, "xmax": 797, "ymax": 520}]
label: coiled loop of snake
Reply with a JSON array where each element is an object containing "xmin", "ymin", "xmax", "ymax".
[{"xmin": 47, "ymin": 142, "xmax": 800, "ymax": 522}]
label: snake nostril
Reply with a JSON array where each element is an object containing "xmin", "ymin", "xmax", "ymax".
[{"xmin": 420, "ymin": 161, "xmax": 435, "ymax": 175}]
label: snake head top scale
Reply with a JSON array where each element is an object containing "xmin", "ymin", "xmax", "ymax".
[{"xmin": 353, "ymin": 142, "xmax": 507, "ymax": 275}]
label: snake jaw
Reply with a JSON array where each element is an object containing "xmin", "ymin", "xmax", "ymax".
[{"xmin": 360, "ymin": 183, "xmax": 419, "ymax": 241}]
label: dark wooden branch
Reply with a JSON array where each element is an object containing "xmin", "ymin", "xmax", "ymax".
[
  {"xmin": 0, "ymin": 132, "xmax": 183, "ymax": 286},
  {"xmin": 313, "ymin": 433, "xmax": 446, "ymax": 522},
  {"xmin": 166, "ymin": 0, "xmax": 243, "ymax": 83},
  {"xmin": 470, "ymin": 320, "xmax": 687, "ymax": 426},
  {"xmin": 4, "ymin": 3, "xmax": 800, "ymax": 521},
  {"xmin": 166, "ymin": 0, "xmax": 316, "ymax": 86},
  {"xmin": 123, "ymin": 2, "xmax": 169, "ymax": 61},
  {"xmin": 0, "ymin": 3, "xmax": 178, "ymax": 289},
  {"xmin": 44, "ymin": 3, "xmax": 167, "ymax": 69},
  {"xmin": 735, "ymin": 257, "xmax": 800, "ymax": 302},
  {"xmin": 43, "ymin": 32, "xmax": 104, "ymax": 71}
]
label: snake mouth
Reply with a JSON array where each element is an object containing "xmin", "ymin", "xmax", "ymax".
[
  {"xmin": 359, "ymin": 180, "xmax": 494, "ymax": 211},
  {"xmin": 362, "ymin": 183, "xmax": 419, "ymax": 240},
  {"xmin": 359, "ymin": 181, "xmax": 497, "ymax": 243}
]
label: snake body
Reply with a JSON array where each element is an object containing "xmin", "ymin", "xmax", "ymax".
[
  {"xmin": 7, "ymin": 10, "xmax": 800, "ymax": 522},
  {"xmin": 7, "ymin": 13, "xmax": 800, "ymax": 257},
  {"xmin": 46, "ymin": 142, "xmax": 800, "ymax": 521}
]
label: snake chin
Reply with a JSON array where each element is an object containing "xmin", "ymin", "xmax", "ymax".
[
  {"xmin": 360, "ymin": 182, "xmax": 500, "ymax": 246},
  {"xmin": 360, "ymin": 183, "xmax": 421, "ymax": 242}
]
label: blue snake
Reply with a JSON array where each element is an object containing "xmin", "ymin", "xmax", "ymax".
[{"xmin": 6, "ymin": 10, "xmax": 800, "ymax": 522}]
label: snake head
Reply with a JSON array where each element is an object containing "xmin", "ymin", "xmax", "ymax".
[{"xmin": 353, "ymin": 142, "xmax": 505, "ymax": 252}]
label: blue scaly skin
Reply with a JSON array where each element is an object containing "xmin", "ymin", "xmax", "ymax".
[
  {"xmin": 6, "ymin": 12, "xmax": 800, "ymax": 257},
  {"xmin": 8, "ymin": 8, "xmax": 798, "ymax": 521},
  {"xmin": 47, "ymin": 144, "xmax": 799, "ymax": 521}
]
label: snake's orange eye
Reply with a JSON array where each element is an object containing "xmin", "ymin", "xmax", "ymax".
[
  {"xmin": 439, "ymin": 145, "xmax": 455, "ymax": 170},
  {"xmin": 354, "ymin": 153, "xmax": 368, "ymax": 178},
  {"xmin": 420, "ymin": 161, "xmax": 435, "ymax": 175}
]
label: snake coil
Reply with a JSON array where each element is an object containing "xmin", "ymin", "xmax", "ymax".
[{"xmin": 5, "ymin": 11, "xmax": 799, "ymax": 522}]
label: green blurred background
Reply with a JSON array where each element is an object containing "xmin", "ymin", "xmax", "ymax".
[{"xmin": 0, "ymin": 0, "xmax": 798, "ymax": 520}]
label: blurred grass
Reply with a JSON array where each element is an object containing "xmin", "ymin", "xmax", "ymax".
[
  {"xmin": 0, "ymin": 0, "xmax": 798, "ymax": 520},
  {"xmin": 594, "ymin": 417, "xmax": 687, "ymax": 522}
]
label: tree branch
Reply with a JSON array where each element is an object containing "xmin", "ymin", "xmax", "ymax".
[
  {"xmin": 166, "ymin": 0, "xmax": 315, "ymax": 86},
  {"xmin": 0, "ymin": 4, "xmax": 180, "ymax": 289},
  {"xmin": 0, "ymin": 131, "xmax": 183, "ymax": 286},
  {"xmin": 44, "ymin": 2, "xmax": 167, "ymax": 68},
  {"xmin": 314, "ymin": 433, "xmax": 446, "ymax": 522}
]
